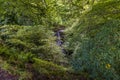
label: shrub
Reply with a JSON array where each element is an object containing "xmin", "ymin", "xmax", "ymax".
[
  {"xmin": 0, "ymin": 25, "xmax": 64, "ymax": 63},
  {"xmin": 71, "ymin": 20, "xmax": 120, "ymax": 80}
]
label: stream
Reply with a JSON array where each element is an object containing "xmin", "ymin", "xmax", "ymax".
[{"xmin": 55, "ymin": 29, "xmax": 66, "ymax": 53}]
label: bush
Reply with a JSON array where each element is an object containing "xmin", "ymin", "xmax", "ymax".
[
  {"xmin": 71, "ymin": 20, "xmax": 120, "ymax": 80},
  {"xmin": 0, "ymin": 25, "xmax": 66, "ymax": 79},
  {"xmin": 0, "ymin": 25, "xmax": 64, "ymax": 63}
]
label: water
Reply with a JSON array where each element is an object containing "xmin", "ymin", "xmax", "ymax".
[{"xmin": 55, "ymin": 30, "xmax": 65, "ymax": 53}]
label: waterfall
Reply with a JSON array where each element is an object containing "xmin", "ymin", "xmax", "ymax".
[
  {"xmin": 55, "ymin": 30, "xmax": 63, "ymax": 46},
  {"xmin": 55, "ymin": 30, "xmax": 65, "ymax": 53}
]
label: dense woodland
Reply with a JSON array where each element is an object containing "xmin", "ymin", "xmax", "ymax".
[{"xmin": 0, "ymin": 0, "xmax": 120, "ymax": 80}]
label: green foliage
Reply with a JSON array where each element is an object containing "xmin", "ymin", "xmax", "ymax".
[
  {"xmin": 0, "ymin": 46, "xmax": 33, "ymax": 79},
  {"xmin": 67, "ymin": 0, "xmax": 120, "ymax": 79},
  {"xmin": 71, "ymin": 20, "xmax": 120, "ymax": 80},
  {"xmin": 0, "ymin": 0, "xmax": 120, "ymax": 80},
  {"xmin": 0, "ymin": 25, "xmax": 64, "ymax": 62},
  {"xmin": 33, "ymin": 58, "xmax": 67, "ymax": 75},
  {"xmin": 0, "ymin": 0, "xmax": 47, "ymax": 25},
  {"xmin": 0, "ymin": 23, "xmax": 66, "ymax": 79},
  {"xmin": 0, "ymin": 45, "xmax": 67, "ymax": 80},
  {"xmin": 0, "ymin": 0, "xmax": 68, "ymax": 26},
  {"xmin": 32, "ymin": 58, "xmax": 87, "ymax": 80}
]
